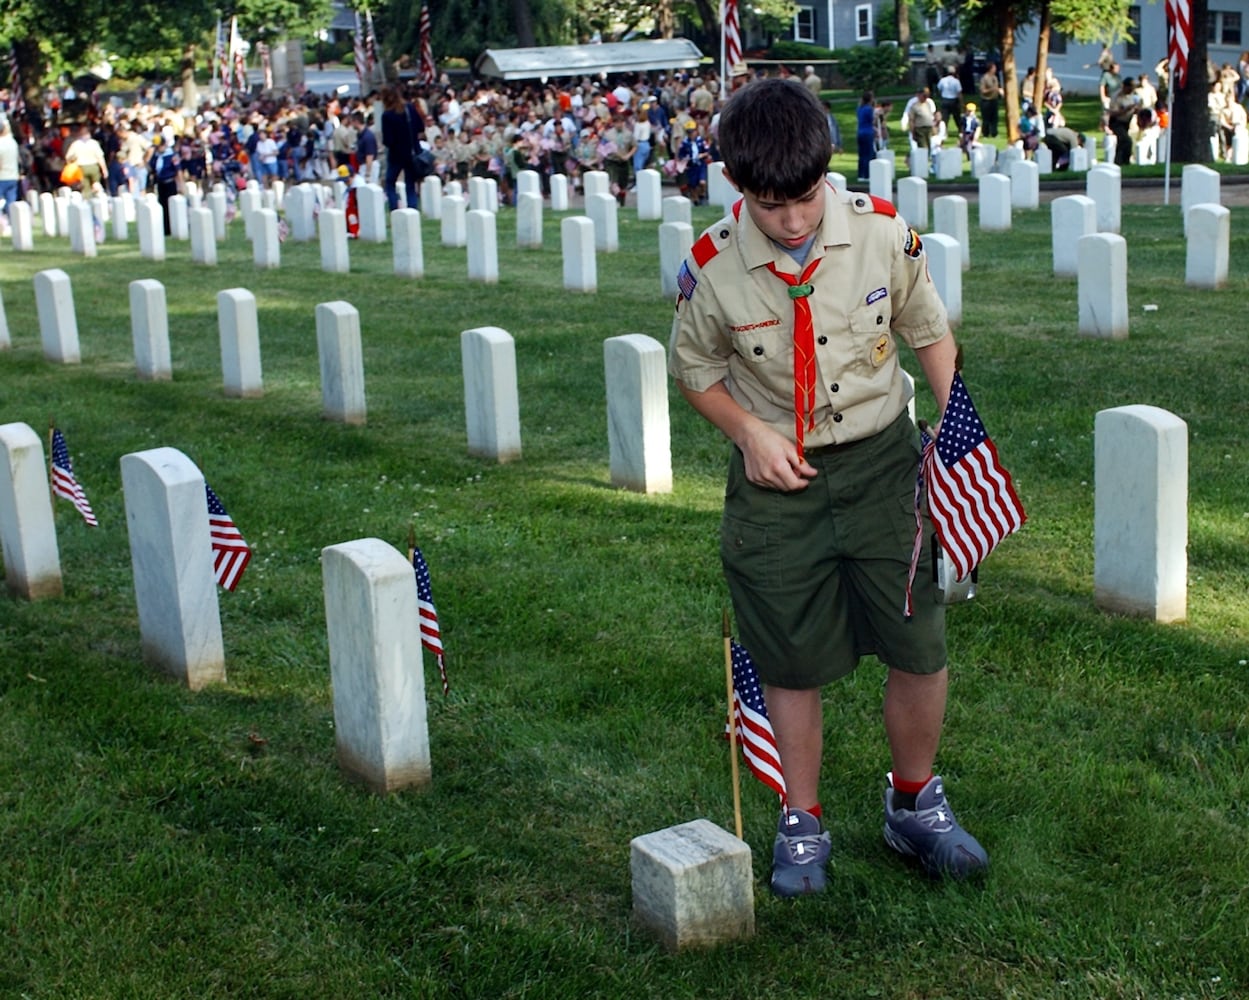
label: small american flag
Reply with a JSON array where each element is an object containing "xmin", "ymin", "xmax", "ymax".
[
  {"xmin": 730, "ymin": 640, "xmax": 787, "ymax": 805},
  {"xmin": 412, "ymin": 546, "xmax": 448, "ymax": 696},
  {"xmin": 50, "ymin": 429, "xmax": 98, "ymax": 526},
  {"xmin": 205, "ymin": 483, "xmax": 251, "ymax": 591},
  {"xmin": 922, "ymin": 372, "xmax": 1025, "ymax": 582}
]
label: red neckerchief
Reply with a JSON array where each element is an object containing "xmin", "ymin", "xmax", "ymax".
[{"xmin": 764, "ymin": 257, "xmax": 821, "ymax": 463}]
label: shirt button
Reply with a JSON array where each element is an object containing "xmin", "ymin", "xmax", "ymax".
[
  {"xmin": 876, "ymin": 315, "xmax": 884, "ymax": 325},
  {"xmin": 817, "ymin": 335, "xmax": 827, "ymax": 345},
  {"xmin": 829, "ymin": 382, "xmax": 839, "ymax": 392},
  {"xmin": 753, "ymin": 345, "xmax": 764, "ymax": 356},
  {"xmin": 734, "ymin": 536, "xmax": 744, "ymax": 549},
  {"xmin": 833, "ymin": 413, "xmax": 843, "ymax": 422}
]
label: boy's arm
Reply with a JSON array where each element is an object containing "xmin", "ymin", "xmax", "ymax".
[
  {"xmin": 914, "ymin": 330, "xmax": 959, "ymax": 431},
  {"xmin": 676, "ymin": 379, "xmax": 817, "ymax": 492}
]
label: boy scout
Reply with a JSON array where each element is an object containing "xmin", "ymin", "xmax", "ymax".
[{"xmin": 667, "ymin": 78, "xmax": 987, "ymax": 896}]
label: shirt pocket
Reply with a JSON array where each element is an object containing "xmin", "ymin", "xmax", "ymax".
[
  {"xmin": 728, "ymin": 319, "xmax": 787, "ymax": 368},
  {"xmin": 848, "ymin": 302, "xmax": 894, "ymax": 369}
]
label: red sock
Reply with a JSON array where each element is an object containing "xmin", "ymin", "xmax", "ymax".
[
  {"xmin": 891, "ymin": 773, "xmax": 933, "ymax": 796},
  {"xmin": 801, "ymin": 803, "xmax": 822, "ymax": 820}
]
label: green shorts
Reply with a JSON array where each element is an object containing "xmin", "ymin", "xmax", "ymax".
[{"xmin": 721, "ymin": 411, "xmax": 946, "ymax": 689}]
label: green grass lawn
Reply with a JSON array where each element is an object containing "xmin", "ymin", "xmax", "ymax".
[{"xmin": 1, "ymin": 185, "xmax": 1247, "ymax": 998}]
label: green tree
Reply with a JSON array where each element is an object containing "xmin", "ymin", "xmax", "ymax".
[
  {"xmin": 2, "ymin": 0, "xmax": 333, "ymax": 114},
  {"xmin": 944, "ymin": 0, "xmax": 1132, "ymax": 142}
]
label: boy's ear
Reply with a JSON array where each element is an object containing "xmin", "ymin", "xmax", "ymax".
[{"xmin": 721, "ymin": 167, "xmax": 742, "ymax": 193}]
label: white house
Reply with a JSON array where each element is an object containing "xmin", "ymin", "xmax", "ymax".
[{"xmin": 778, "ymin": 1, "xmax": 1249, "ymax": 96}]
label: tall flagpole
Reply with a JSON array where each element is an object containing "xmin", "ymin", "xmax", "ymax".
[
  {"xmin": 720, "ymin": 0, "xmax": 727, "ymax": 90},
  {"xmin": 1163, "ymin": 85, "xmax": 1175, "ymax": 205}
]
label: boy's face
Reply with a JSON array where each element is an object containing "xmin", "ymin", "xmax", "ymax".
[{"xmin": 731, "ymin": 178, "xmax": 826, "ymax": 250}]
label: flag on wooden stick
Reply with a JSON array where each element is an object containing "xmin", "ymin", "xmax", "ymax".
[
  {"xmin": 205, "ymin": 482, "xmax": 251, "ymax": 591},
  {"xmin": 411, "ymin": 546, "xmax": 448, "ymax": 696},
  {"xmin": 729, "ymin": 639, "xmax": 787, "ymax": 805},
  {"xmin": 50, "ymin": 429, "xmax": 98, "ymax": 526},
  {"xmin": 921, "ymin": 372, "xmax": 1026, "ymax": 583}
]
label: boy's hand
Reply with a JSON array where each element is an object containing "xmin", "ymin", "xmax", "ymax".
[{"xmin": 739, "ymin": 423, "xmax": 818, "ymax": 492}]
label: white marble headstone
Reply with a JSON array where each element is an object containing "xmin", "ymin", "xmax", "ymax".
[
  {"xmin": 129, "ymin": 279, "xmax": 172, "ymax": 381},
  {"xmin": 466, "ymin": 208, "xmax": 499, "ymax": 284},
  {"xmin": 392, "ymin": 208, "xmax": 424, "ymax": 278},
  {"xmin": 0, "ymin": 422, "xmax": 64, "ymax": 600},
  {"xmin": 34, "ymin": 268, "xmax": 80, "ymax": 364},
  {"xmin": 120, "ymin": 447, "xmax": 225, "ymax": 690},
  {"xmin": 321, "ymin": 537, "xmax": 432, "ymax": 794},
  {"xmin": 932, "ymin": 195, "xmax": 968, "ymax": 270},
  {"xmin": 1094, "ymin": 405, "xmax": 1188, "ymax": 623},
  {"xmin": 315, "ymin": 301, "xmax": 367, "ymax": 425},
  {"xmin": 218, "ymin": 288, "xmax": 264, "ymax": 399},
  {"xmin": 461, "ymin": 326, "xmax": 522, "ymax": 463},
  {"xmin": 561, "ymin": 216, "xmax": 596, "ymax": 293},
  {"xmin": 604, "ymin": 334, "xmax": 672, "ymax": 494},
  {"xmin": 319, "ymin": 207, "xmax": 350, "ymax": 273},
  {"xmin": 1077, "ymin": 233, "xmax": 1128, "ymax": 340}
]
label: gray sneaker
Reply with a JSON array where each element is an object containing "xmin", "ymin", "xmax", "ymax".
[
  {"xmin": 770, "ymin": 808, "xmax": 831, "ymax": 897},
  {"xmin": 883, "ymin": 773, "xmax": 988, "ymax": 879}
]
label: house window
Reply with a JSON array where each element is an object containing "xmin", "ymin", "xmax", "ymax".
[
  {"xmin": 1049, "ymin": 30, "xmax": 1067, "ymax": 56},
  {"xmin": 1221, "ymin": 11, "xmax": 1242, "ymax": 45},
  {"xmin": 1209, "ymin": 11, "xmax": 1242, "ymax": 45},
  {"xmin": 1125, "ymin": 6, "xmax": 1141, "ymax": 60},
  {"xmin": 795, "ymin": 6, "xmax": 815, "ymax": 43},
  {"xmin": 855, "ymin": 4, "xmax": 873, "ymax": 42}
]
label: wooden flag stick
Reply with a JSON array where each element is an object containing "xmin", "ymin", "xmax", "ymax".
[
  {"xmin": 406, "ymin": 522, "xmax": 416, "ymax": 563},
  {"xmin": 46, "ymin": 417, "xmax": 55, "ymax": 508},
  {"xmin": 723, "ymin": 608, "xmax": 744, "ymax": 841}
]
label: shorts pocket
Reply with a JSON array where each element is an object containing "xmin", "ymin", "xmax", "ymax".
[{"xmin": 720, "ymin": 513, "xmax": 779, "ymax": 590}]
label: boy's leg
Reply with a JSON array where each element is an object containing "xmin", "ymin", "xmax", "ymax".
[
  {"xmin": 882, "ymin": 665, "xmax": 987, "ymax": 878},
  {"xmin": 762, "ymin": 686, "xmax": 822, "ymax": 810},
  {"xmin": 765, "ymin": 685, "xmax": 831, "ymax": 897},
  {"xmin": 882, "ymin": 666, "xmax": 946, "ymax": 783}
]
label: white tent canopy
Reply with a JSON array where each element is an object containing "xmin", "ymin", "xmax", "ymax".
[{"xmin": 475, "ymin": 39, "xmax": 705, "ymax": 82}]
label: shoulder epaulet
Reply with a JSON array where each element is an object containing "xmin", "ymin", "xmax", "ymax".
[
  {"xmin": 691, "ymin": 219, "xmax": 735, "ymax": 268},
  {"xmin": 847, "ymin": 194, "xmax": 897, "ymax": 218}
]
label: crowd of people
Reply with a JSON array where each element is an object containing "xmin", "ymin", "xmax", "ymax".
[{"xmin": 0, "ymin": 63, "xmax": 792, "ymax": 219}]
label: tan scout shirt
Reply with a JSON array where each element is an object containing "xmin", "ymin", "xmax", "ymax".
[{"xmin": 668, "ymin": 186, "xmax": 949, "ymax": 448}]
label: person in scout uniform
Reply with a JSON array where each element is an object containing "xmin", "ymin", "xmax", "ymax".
[{"xmin": 667, "ymin": 77, "xmax": 988, "ymax": 897}]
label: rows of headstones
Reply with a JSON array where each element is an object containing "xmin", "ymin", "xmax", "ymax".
[
  {"xmin": 4, "ymin": 167, "xmax": 711, "ymax": 298},
  {"xmin": 1, "ymin": 151, "xmax": 1231, "ymax": 952},
  {"xmin": 884, "ymin": 125, "xmax": 1248, "ymax": 186}
]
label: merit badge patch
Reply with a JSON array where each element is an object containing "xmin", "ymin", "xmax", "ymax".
[
  {"xmin": 903, "ymin": 228, "xmax": 924, "ymax": 259},
  {"xmin": 871, "ymin": 333, "xmax": 892, "ymax": 366},
  {"xmin": 677, "ymin": 260, "xmax": 698, "ymax": 301},
  {"xmin": 866, "ymin": 286, "xmax": 888, "ymax": 305}
]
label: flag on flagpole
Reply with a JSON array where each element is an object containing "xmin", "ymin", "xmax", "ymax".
[
  {"xmin": 230, "ymin": 17, "xmax": 248, "ymax": 98},
  {"xmin": 921, "ymin": 372, "xmax": 1026, "ymax": 583},
  {"xmin": 216, "ymin": 19, "xmax": 232, "ymax": 104},
  {"xmin": 9, "ymin": 45, "xmax": 26, "ymax": 122},
  {"xmin": 411, "ymin": 546, "xmax": 449, "ymax": 695},
  {"xmin": 723, "ymin": 0, "xmax": 742, "ymax": 84},
  {"xmin": 257, "ymin": 41, "xmax": 273, "ymax": 92},
  {"xmin": 205, "ymin": 483, "xmax": 251, "ymax": 591},
  {"xmin": 50, "ymin": 429, "xmax": 98, "ymax": 527},
  {"xmin": 1165, "ymin": 0, "xmax": 1192, "ymax": 89},
  {"xmin": 730, "ymin": 640, "xmax": 787, "ymax": 805},
  {"xmin": 418, "ymin": 3, "xmax": 436, "ymax": 85},
  {"xmin": 353, "ymin": 10, "xmax": 370, "ymax": 91},
  {"xmin": 211, "ymin": 18, "xmax": 222, "ymax": 91},
  {"xmin": 365, "ymin": 9, "xmax": 379, "ymax": 76}
]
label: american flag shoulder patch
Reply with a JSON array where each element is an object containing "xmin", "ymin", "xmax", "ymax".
[{"xmin": 677, "ymin": 260, "xmax": 698, "ymax": 300}]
